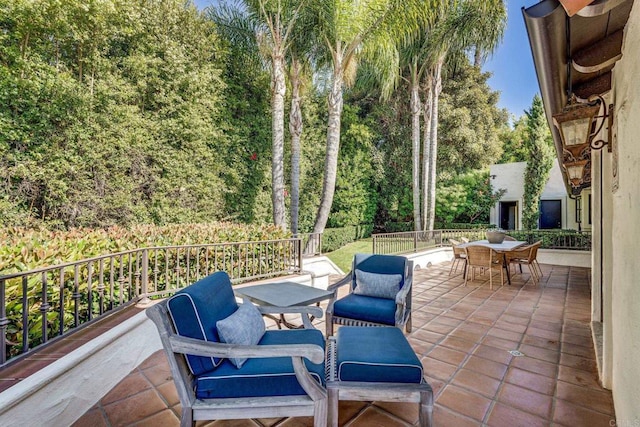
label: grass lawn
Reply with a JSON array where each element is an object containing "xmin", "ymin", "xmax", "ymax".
[{"xmin": 325, "ymin": 239, "xmax": 373, "ymax": 273}]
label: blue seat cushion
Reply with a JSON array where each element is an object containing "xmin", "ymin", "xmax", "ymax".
[
  {"xmin": 336, "ymin": 326, "xmax": 423, "ymax": 383},
  {"xmin": 194, "ymin": 329, "xmax": 325, "ymax": 399},
  {"xmin": 333, "ymin": 293, "xmax": 396, "ymax": 325},
  {"xmin": 167, "ymin": 271, "xmax": 238, "ymax": 375},
  {"xmin": 352, "ymin": 254, "xmax": 407, "ymax": 290}
]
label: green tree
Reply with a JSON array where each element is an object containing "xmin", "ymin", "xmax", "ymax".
[
  {"xmin": 422, "ymin": 0, "xmax": 506, "ymax": 231},
  {"xmin": 499, "ymin": 115, "xmax": 529, "ymax": 163},
  {"xmin": 522, "ymin": 94, "xmax": 555, "ymax": 230},
  {"xmin": 309, "ymin": 0, "xmax": 435, "ymax": 236}
]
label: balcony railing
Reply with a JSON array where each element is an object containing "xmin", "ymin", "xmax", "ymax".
[
  {"xmin": 373, "ymin": 229, "xmax": 592, "ymax": 254},
  {"xmin": 0, "ymin": 238, "xmax": 303, "ymax": 367}
]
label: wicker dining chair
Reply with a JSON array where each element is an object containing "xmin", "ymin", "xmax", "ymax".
[
  {"xmin": 463, "ymin": 246, "xmax": 505, "ymax": 290},
  {"xmin": 505, "ymin": 240, "xmax": 543, "ymax": 285},
  {"xmin": 448, "ymin": 239, "xmax": 466, "ymax": 275}
]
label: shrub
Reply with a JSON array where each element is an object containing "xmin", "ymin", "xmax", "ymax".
[{"xmin": 322, "ymin": 224, "xmax": 373, "ymax": 253}]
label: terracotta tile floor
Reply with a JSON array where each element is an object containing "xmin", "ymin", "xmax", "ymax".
[{"xmin": 72, "ymin": 262, "xmax": 616, "ymax": 426}]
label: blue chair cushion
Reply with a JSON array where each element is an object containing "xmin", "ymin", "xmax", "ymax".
[
  {"xmin": 216, "ymin": 302, "xmax": 266, "ymax": 368},
  {"xmin": 336, "ymin": 326, "xmax": 423, "ymax": 383},
  {"xmin": 352, "ymin": 254, "xmax": 407, "ymax": 290},
  {"xmin": 332, "ymin": 293, "xmax": 396, "ymax": 325},
  {"xmin": 194, "ymin": 329, "xmax": 325, "ymax": 399},
  {"xmin": 167, "ymin": 271, "xmax": 238, "ymax": 375}
]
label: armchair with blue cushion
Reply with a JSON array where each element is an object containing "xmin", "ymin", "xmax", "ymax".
[
  {"xmin": 325, "ymin": 254, "xmax": 414, "ymax": 336},
  {"xmin": 146, "ymin": 271, "xmax": 327, "ymax": 427}
]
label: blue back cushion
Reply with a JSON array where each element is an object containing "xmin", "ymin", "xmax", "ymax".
[
  {"xmin": 352, "ymin": 254, "xmax": 407, "ymax": 290},
  {"xmin": 167, "ymin": 271, "xmax": 238, "ymax": 375}
]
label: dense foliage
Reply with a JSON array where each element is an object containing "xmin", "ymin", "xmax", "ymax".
[
  {"xmin": 522, "ymin": 95, "xmax": 555, "ymax": 230},
  {"xmin": 1, "ymin": 0, "xmax": 514, "ymax": 245}
]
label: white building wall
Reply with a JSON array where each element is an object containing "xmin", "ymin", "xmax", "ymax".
[
  {"xmin": 489, "ymin": 160, "xmax": 579, "ymax": 230},
  {"xmin": 609, "ymin": 1, "xmax": 640, "ymax": 421}
]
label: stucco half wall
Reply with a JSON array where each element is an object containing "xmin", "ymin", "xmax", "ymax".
[
  {"xmin": 610, "ymin": 0, "xmax": 640, "ymax": 422},
  {"xmin": 0, "ymin": 310, "xmax": 161, "ymax": 426}
]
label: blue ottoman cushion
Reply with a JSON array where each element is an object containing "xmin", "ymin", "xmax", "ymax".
[
  {"xmin": 167, "ymin": 271, "xmax": 238, "ymax": 375},
  {"xmin": 194, "ymin": 329, "xmax": 325, "ymax": 399},
  {"xmin": 333, "ymin": 293, "xmax": 396, "ymax": 325},
  {"xmin": 337, "ymin": 326, "xmax": 422, "ymax": 383}
]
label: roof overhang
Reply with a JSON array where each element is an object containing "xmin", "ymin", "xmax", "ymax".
[{"xmin": 522, "ymin": 0, "xmax": 634, "ymax": 195}]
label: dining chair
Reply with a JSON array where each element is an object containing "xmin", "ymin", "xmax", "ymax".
[
  {"xmin": 463, "ymin": 246, "xmax": 505, "ymax": 290},
  {"xmin": 503, "ymin": 235, "xmax": 516, "ymax": 241},
  {"xmin": 460, "ymin": 237, "xmax": 470, "ymax": 243},
  {"xmin": 448, "ymin": 239, "xmax": 466, "ymax": 275},
  {"xmin": 505, "ymin": 240, "xmax": 543, "ymax": 285},
  {"xmin": 326, "ymin": 254, "xmax": 413, "ymax": 336}
]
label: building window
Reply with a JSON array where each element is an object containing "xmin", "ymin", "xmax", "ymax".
[
  {"xmin": 576, "ymin": 196, "xmax": 582, "ymax": 224},
  {"xmin": 588, "ymin": 194, "xmax": 592, "ymax": 225}
]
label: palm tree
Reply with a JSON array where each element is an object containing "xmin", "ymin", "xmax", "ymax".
[
  {"xmin": 211, "ymin": 0, "xmax": 307, "ymax": 230},
  {"xmin": 422, "ymin": 0, "xmax": 506, "ymax": 231},
  {"xmin": 310, "ymin": 0, "xmax": 435, "ymax": 235}
]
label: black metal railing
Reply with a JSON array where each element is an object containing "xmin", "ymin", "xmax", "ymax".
[
  {"xmin": 372, "ymin": 230, "xmax": 444, "ymax": 255},
  {"xmin": 373, "ymin": 229, "xmax": 592, "ymax": 254},
  {"xmin": 0, "ymin": 238, "xmax": 303, "ymax": 367}
]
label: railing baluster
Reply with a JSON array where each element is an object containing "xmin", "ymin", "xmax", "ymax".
[
  {"xmin": 40, "ymin": 272, "xmax": 49, "ymax": 344},
  {"xmin": 59, "ymin": 268, "xmax": 65, "ymax": 336},
  {"xmin": 73, "ymin": 265, "xmax": 80, "ymax": 327},
  {"xmin": 0, "ymin": 279, "xmax": 7, "ymax": 365},
  {"xmin": 87, "ymin": 262, "xmax": 93, "ymax": 321},
  {"xmin": 22, "ymin": 276, "xmax": 28, "ymax": 353},
  {"xmin": 98, "ymin": 259, "xmax": 105, "ymax": 315}
]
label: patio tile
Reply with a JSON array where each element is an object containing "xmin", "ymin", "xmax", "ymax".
[
  {"xmin": 521, "ymin": 334, "xmax": 561, "ymax": 351},
  {"xmin": 374, "ymin": 401, "xmax": 419, "ymax": 424},
  {"xmin": 487, "ymin": 326, "xmax": 523, "ymax": 342},
  {"xmin": 486, "ymin": 402, "xmax": 548, "ymax": 427},
  {"xmin": 103, "ymin": 389, "xmax": 167, "ymax": 426},
  {"xmin": 497, "ymin": 383, "xmax": 553, "ymax": 419},
  {"xmin": 140, "ymin": 360, "xmax": 173, "ymax": 386},
  {"xmin": 505, "ymin": 367, "xmax": 556, "ymax": 396},
  {"xmin": 101, "ymin": 371, "xmax": 153, "ymax": 405},
  {"xmin": 518, "ymin": 344, "xmax": 560, "ymax": 363},
  {"xmin": 437, "ymin": 384, "xmax": 492, "ymax": 421},
  {"xmin": 348, "ymin": 406, "xmax": 411, "ymax": 427},
  {"xmin": 553, "ymin": 399, "xmax": 615, "ymax": 426},
  {"xmin": 510, "ymin": 355, "xmax": 558, "ymax": 378},
  {"xmin": 72, "ymin": 407, "xmax": 108, "ymax": 427},
  {"xmin": 156, "ymin": 381, "xmax": 180, "ymax": 407},
  {"xmin": 440, "ymin": 336, "xmax": 477, "ymax": 353},
  {"xmin": 481, "ymin": 335, "xmax": 520, "ymax": 351},
  {"xmin": 451, "ymin": 368, "xmax": 501, "ymax": 398},
  {"xmin": 555, "ymin": 381, "xmax": 614, "ymax": 415},
  {"xmin": 463, "ymin": 355, "xmax": 509, "ymax": 380},
  {"xmin": 559, "ymin": 352, "xmax": 598, "ymax": 372},
  {"xmin": 132, "ymin": 409, "xmax": 180, "ymax": 426},
  {"xmin": 421, "ymin": 357, "xmax": 458, "ymax": 382},
  {"xmin": 472, "ymin": 344, "xmax": 514, "ymax": 365},
  {"xmin": 557, "ymin": 365, "xmax": 602, "ymax": 388},
  {"xmin": 561, "ymin": 342, "xmax": 596, "ymax": 358},
  {"xmin": 426, "ymin": 345, "xmax": 468, "ymax": 366},
  {"xmin": 433, "ymin": 404, "xmax": 479, "ymax": 427}
]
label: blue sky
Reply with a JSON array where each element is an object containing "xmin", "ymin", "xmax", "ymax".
[
  {"xmin": 195, "ymin": 0, "xmax": 540, "ymax": 120},
  {"xmin": 484, "ymin": 0, "xmax": 540, "ymax": 120}
]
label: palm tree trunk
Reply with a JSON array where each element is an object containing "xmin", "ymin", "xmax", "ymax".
[
  {"xmin": 312, "ymin": 57, "xmax": 344, "ymax": 234},
  {"xmin": 271, "ymin": 52, "xmax": 286, "ymax": 229},
  {"xmin": 289, "ymin": 59, "xmax": 303, "ymax": 235},
  {"xmin": 426, "ymin": 57, "xmax": 444, "ymax": 231},
  {"xmin": 421, "ymin": 74, "xmax": 433, "ymax": 231},
  {"xmin": 410, "ymin": 62, "xmax": 422, "ymax": 232}
]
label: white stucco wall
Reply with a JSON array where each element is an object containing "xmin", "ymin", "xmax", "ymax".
[
  {"xmin": 610, "ymin": 0, "xmax": 640, "ymax": 421},
  {"xmin": 489, "ymin": 161, "xmax": 579, "ymax": 230},
  {"xmin": 0, "ymin": 310, "xmax": 161, "ymax": 426}
]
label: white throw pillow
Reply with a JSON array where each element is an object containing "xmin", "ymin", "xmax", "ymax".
[
  {"xmin": 353, "ymin": 269, "xmax": 402, "ymax": 300},
  {"xmin": 216, "ymin": 303, "xmax": 265, "ymax": 368}
]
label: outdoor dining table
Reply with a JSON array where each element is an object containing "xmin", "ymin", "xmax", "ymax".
[
  {"xmin": 456, "ymin": 239, "xmax": 527, "ymax": 285},
  {"xmin": 234, "ymin": 281, "xmax": 334, "ymax": 329}
]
